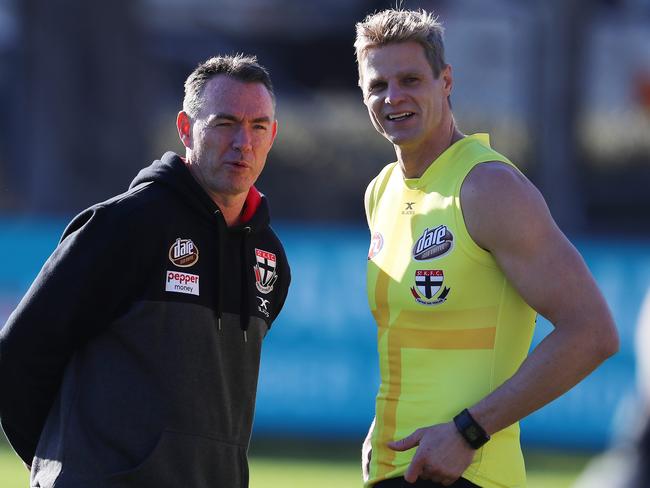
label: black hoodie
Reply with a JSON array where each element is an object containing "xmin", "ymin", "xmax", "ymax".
[{"xmin": 0, "ymin": 152, "xmax": 290, "ymax": 488}]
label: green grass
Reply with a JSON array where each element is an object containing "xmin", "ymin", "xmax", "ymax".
[
  {"xmin": 0, "ymin": 446, "xmax": 28, "ymax": 488},
  {"xmin": 0, "ymin": 439, "xmax": 592, "ymax": 487}
]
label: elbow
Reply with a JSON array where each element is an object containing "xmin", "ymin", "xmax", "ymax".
[{"xmin": 594, "ymin": 323, "xmax": 620, "ymax": 361}]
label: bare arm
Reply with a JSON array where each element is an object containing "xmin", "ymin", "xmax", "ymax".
[
  {"xmin": 462, "ymin": 163, "xmax": 618, "ymax": 434},
  {"xmin": 390, "ymin": 162, "xmax": 619, "ymax": 484}
]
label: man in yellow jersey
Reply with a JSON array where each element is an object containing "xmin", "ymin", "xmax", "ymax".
[{"xmin": 355, "ymin": 9, "xmax": 619, "ymax": 488}]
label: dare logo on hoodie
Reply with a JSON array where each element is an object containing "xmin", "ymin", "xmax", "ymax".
[{"xmin": 169, "ymin": 238, "xmax": 199, "ymax": 267}]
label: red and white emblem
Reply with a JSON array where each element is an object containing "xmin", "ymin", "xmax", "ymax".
[
  {"xmin": 254, "ymin": 248, "xmax": 278, "ymax": 294},
  {"xmin": 410, "ymin": 270, "xmax": 450, "ymax": 306}
]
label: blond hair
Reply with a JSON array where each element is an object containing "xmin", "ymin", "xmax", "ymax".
[{"xmin": 354, "ymin": 9, "xmax": 446, "ymax": 83}]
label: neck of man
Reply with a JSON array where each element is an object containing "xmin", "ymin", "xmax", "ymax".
[
  {"xmin": 395, "ymin": 116, "xmax": 464, "ymax": 179},
  {"xmin": 209, "ymin": 192, "xmax": 247, "ymax": 227},
  {"xmin": 184, "ymin": 157, "xmax": 247, "ymax": 227}
]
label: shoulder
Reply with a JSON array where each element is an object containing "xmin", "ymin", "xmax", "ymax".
[
  {"xmin": 99, "ymin": 181, "xmax": 169, "ymax": 217},
  {"xmin": 61, "ymin": 182, "xmax": 167, "ymax": 243},
  {"xmin": 365, "ymin": 162, "xmax": 398, "ymax": 218},
  {"xmin": 460, "ymin": 161, "xmax": 551, "ymax": 251},
  {"xmin": 265, "ymin": 226, "xmax": 289, "ymax": 256},
  {"xmin": 462, "ymin": 161, "xmax": 532, "ymax": 199}
]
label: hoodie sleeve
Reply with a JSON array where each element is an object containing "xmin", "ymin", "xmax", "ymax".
[
  {"xmin": 0, "ymin": 204, "xmax": 144, "ymax": 465},
  {"xmin": 271, "ymin": 243, "xmax": 291, "ymax": 325}
]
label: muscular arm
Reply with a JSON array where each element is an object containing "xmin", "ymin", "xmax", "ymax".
[
  {"xmin": 462, "ymin": 163, "xmax": 618, "ymax": 434},
  {"xmin": 390, "ymin": 162, "xmax": 619, "ymax": 484}
]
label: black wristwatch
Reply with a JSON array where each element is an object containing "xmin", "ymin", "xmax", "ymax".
[{"xmin": 453, "ymin": 408, "xmax": 490, "ymax": 449}]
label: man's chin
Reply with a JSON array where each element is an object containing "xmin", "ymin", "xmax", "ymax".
[
  {"xmin": 206, "ymin": 182, "xmax": 252, "ymax": 199},
  {"xmin": 384, "ymin": 132, "xmax": 417, "ymax": 147}
]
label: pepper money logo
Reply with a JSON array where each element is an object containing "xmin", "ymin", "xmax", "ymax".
[
  {"xmin": 169, "ymin": 238, "xmax": 199, "ymax": 267},
  {"xmin": 165, "ymin": 270, "xmax": 199, "ymax": 296},
  {"xmin": 412, "ymin": 225, "xmax": 453, "ymax": 261}
]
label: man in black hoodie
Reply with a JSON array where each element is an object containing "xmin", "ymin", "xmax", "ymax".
[{"xmin": 0, "ymin": 54, "xmax": 290, "ymax": 488}]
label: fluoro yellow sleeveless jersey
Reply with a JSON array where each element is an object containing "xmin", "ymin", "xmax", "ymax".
[{"xmin": 365, "ymin": 134, "xmax": 537, "ymax": 488}]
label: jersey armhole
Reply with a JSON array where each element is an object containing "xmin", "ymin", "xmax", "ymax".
[
  {"xmin": 453, "ymin": 159, "xmax": 519, "ymax": 269},
  {"xmin": 366, "ymin": 163, "xmax": 397, "ymax": 230}
]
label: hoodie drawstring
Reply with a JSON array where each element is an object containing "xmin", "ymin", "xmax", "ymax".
[
  {"xmin": 214, "ymin": 209, "xmax": 224, "ymax": 331},
  {"xmin": 215, "ymin": 209, "xmax": 252, "ymax": 343},
  {"xmin": 240, "ymin": 226, "xmax": 252, "ymax": 342}
]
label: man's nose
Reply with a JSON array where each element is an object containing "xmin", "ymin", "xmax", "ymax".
[
  {"xmin": 385, "ymin": 83, "xmax": 405, "ymax": 105},
  {"xmin": 232, "ymin": 127, "xmax": 253, "ymax": 152}
]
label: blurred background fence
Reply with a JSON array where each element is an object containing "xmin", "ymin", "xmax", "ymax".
[
  {"xmin": 0, "ymin": 221, "xmax": 648, "ymax": 452},
  {"xmin": 1, "ymin": 0, "xmax": 649, "ymax": 464}
]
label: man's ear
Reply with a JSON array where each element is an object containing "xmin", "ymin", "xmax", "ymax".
[
  {"xmin": 176, "ymin": 111, "xmax": 192, "ymax": 149},
  {"xmin": 270, "ymin": 119, "xmax": 278, "ymax": 146},
  {"xmin": 441, "ymin": 64, "xmax": 453, "ymax": 96}
]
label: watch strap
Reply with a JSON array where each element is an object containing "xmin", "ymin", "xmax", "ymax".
[{"xmin": 453, "ymin": 408, "xmax": 490, "ymax": 449}]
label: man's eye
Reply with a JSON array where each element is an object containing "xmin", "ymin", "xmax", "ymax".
[
  {"xmin": 369, "ymin": 82, "xmax": 386, "ymax": 92},
  {"xmin": 254, "ymin": 125, "xmax": 268, "ymax": 131},
  {"xmin": 404, "ymin": 77, "xmax": 419, "ymax": 84}
]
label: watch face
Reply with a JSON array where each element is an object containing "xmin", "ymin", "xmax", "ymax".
[
  {"xmin": 454, "ymin": 409, "xmax": 489, "ymax": 448},
  {"xmin": 466, "ymin": 425, "xmax": 480, "ymax": 441}
]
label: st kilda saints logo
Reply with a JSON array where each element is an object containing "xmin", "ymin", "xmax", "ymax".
[
  {"xmin": 412, "ymin": 225, "xmax": 454, "ymax": 261},
  {"xmin": 410, "ymin": 270, "xmax": 451, "ymax": 306},
  {"xmin": 254, "ymin": 248, "xmax": 278, "ymax": 294},
  {"xmin": 169, "ymin": 238, "xmax": 199, "ymax": 267}
]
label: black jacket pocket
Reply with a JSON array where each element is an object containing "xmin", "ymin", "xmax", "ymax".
[{"xmin": 106, "ymin": 430, "xmax": 248, "ymax": 488}]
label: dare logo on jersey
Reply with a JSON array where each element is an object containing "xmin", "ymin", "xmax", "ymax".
[
  {"xmin": 410, "ymin": 270, "xmax": 450, "ymax": 306},
  {"xmin": 169, "ymin": 238, "xmax": 199, "ymax": 267},
  {"xmin": 412, "ymin": 225, "xmax": 453, "ymax": 261}
]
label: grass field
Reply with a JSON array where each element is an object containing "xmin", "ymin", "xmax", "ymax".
[{"xmin": 0, "ymin": 438, "xmax": 592, "ymax": 487}]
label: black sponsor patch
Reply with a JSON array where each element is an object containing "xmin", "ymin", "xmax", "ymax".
[{"xmin": 412, "ymin": 225, "xmax": 453, "ymax": 261}]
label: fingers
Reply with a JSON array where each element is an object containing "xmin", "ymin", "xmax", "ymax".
[
  {"xmin": 403, "ymin": 456, "xmax": 424, "ymax": 483},
  {"xmin": 404, "ymin": 455, "xmax": 460, "ymax": 485},
  {"xmin": 417, "ymin": 466, "xmax": 458, "ymax": 486},
  {"xmin": 420, "ymin": 472, "xmax": 460, "ymax": 486},
  {"xmin": 387, "ymin": 429, "xmax": 423, "ymax": 452},
  {"xmin": 389, "ymin": 423, "xmax": 468, "ymax": 485},
  {"xmin": 389, "ymin": 429, "xmax": 425, "ymax": 482}
]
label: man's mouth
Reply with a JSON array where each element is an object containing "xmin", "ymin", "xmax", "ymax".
[
  {"xmin": 226, "ymin": 161, "xmax": 250, "ymax": 168},
  {"xmin": 386, "ymin": 112, "xmax": 414, "ymax": 122}
]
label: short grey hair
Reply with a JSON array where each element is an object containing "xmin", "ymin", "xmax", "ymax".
[
  {"xmin": 354, "ymin": 9, "xmax": 447, "ymax": 84},
  {"xmin": 182, "ymin": 54, "xmax": 275, "ymax": 118}
]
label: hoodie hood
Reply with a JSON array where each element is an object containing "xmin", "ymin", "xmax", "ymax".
[{"xmin": 129, "ymin": 151, "xmax": 270, "ymax": 232}]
